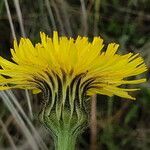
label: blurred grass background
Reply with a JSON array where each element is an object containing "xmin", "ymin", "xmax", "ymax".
[{"xmin": 0, "ymin": 0, "xmax": 150, "ymax": 150}]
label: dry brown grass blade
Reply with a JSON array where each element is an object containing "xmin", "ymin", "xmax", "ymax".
[
  {"xmin": 90, "ymin": 94, "xmax": 97, "ymax": 150},
  {"xmin": 0, "ymin": 119, "xmax": 18, "ymax": 150}
]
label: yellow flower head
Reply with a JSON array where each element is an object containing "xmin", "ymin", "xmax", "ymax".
[{"xmin": 0, "ymin": 31, "xmax": 147, "ymax": 101}]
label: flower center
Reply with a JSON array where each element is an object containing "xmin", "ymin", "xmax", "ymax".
[{"xmin": 31, "ymin": 70, "xmax": 95, "ymax": 120}]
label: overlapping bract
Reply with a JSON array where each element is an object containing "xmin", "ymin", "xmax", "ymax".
[{"xmin": 0, "ymin": 31, "xmax": 147, "ymax": 100}]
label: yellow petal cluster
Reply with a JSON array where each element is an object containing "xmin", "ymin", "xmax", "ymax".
[{"xmin": 0, "ymin": 31, "xmax": 147, "ymax": 100}]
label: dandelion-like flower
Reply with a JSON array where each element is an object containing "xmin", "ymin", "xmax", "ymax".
[
  {"xmin": 0, "ymin": 32, "xmax": 147, "ymax": 150},
  {"xmin": 0, "ymin": 32, "xmax": 147, "ymax": 99}
]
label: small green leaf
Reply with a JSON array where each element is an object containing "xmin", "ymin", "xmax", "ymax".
[{"xmin": 124, "ymin": 105, "xmax": 138, "ymax": 124}]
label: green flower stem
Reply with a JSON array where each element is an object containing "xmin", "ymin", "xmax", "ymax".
[{"xmin": 54, "ymin": 127, "xmax": 77, "ymax": 150}]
